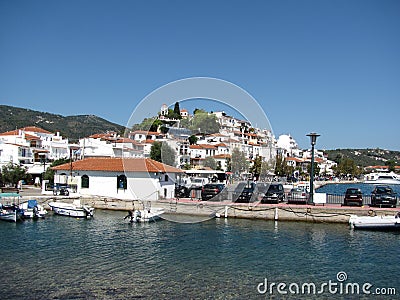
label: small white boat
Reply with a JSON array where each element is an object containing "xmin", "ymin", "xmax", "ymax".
[
  {"xmin": 364, "ymin": 172, "xmax": 400, "ymax": 185},
  {"xmin": 124, "ymin": 207, "xmax": 164, "ymax": 223},
  {"xmin": 19, "ymin": 200, "xmax": 47, "ymax": 219},
  {"xmin": 48, "ymin": 199, "xmax": 94, "ymax": 218},
  {"xmin": 349, "ymin": 213, "xmax": 400, "ymax": 230},
  {"xmin": 0, "ymin": 193, "xmax": 23, "ymax": 222},
  {"xmin": 0, "ymin": 208, "xmax": 18, "ymax": 222}
]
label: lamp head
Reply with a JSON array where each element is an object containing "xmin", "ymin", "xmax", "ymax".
[{"xmin": 306, "ymin": 132, "xmax": 320, "ymax": 146}]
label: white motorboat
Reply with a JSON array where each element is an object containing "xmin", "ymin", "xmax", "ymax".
[
  {"xmin": 0, "ymin": 206, "xmax": 20, "ymax": 222},
  {"xmin": 0, "ymin": 193, "xmax": 23, "ymax": 222},
  {"xmin": 349, "ymin": 213, "xmax": 400, "ymax": 230},
  {"xmin": 124, "ymin": 207, "xmax": 164, "ymax": 223},
  {"xmin": 48, "ymin": 199, "xmax": 94, "ymax": 218},
  {"xmin": 19, "ymin": 200, "xmax": 47, "ymax": 219},
  {"xmin": 364, "ymin": 172, "xmax": 400, "ymax": 185}
]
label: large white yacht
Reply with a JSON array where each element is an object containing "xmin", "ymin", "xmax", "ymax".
[{"xmin": 364, "ymin": 172, "xmax": 400, "ymax": 184}]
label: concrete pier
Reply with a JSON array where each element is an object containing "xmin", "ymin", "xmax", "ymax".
[{"xmin": 5, "ymin": 186, "xmax": 398, "ymax": 224}]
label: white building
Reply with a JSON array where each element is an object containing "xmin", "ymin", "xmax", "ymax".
[
  {"xmin": 79, "ymin": 133, "xmax": 142, "ymax": 158},
  {"xmin": 50, "ymin": 157, "xmax": 183, "ymax": 200},
  {"xmin": 0, "ymin": 126, "xmax": 69, "ymax": 162}
]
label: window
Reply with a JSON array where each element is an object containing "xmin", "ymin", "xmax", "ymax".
[
  {"xmin": 117, "ymin": 174, "xmax": 127, "ymax": 190},
  {"xmin": 81, "ymin": 175, "xmax": 89, "ymax": 188}
]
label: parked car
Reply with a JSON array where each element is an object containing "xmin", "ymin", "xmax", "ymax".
[
  {"xmin": 343, "ymin": 188, "xmax": 363, "ymax": 206},
  {"xmin": 287, "ymin": 187, "xmax": 309, "ymax": 204},
  {"xmin": 370, "ymin": 185, "xmax": 397, "ymax": 208},
  {"xmin": 261, "ymin": 183, "xmax": 285, "ymax": 204},
  {"xmin": 53, "ymin": 183, "xmax": 71, "ymax": 196},
  {"xmin": 175, "ymin": 184, "xmax": 190, "ymax": 198},
  {"xmin": 190, "ymin": 178, "xmax": 208, "ymax": 189},
  {"xmin": 234, "ymin": 182, "xmax": 257, "ymax": 203},
  {"xmin": 201, "ymin": 183, "xmax": 225, "ymax": 201}
]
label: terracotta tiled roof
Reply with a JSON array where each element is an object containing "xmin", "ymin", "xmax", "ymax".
[
  {"xmin": 131, "ymin": 130, "xmax": 160, "ymax": 135},
  {"xmin": 213, "ymin": 154, "xmax": 231, "ymax": 159},
  {"xmin": 116, "ymin": 138, "xmax": 136, "ymax": 143},
  {"xmin": 0, "ymin": 126, "xmax": 53, "ymax": 136},
  {"xmin": 24, "ymin": 133, "xmax": 41, "ymax": 141},
  {"xmin": 190, "ymin": 144, "xmax": 216, "ymax": 149},
  {"xmin": 0, "ymin": 130, "xmax": 19, "ymax": 136},
  {"xmin": 285, "ymin": 157, "xmax": 304, "ymax": 162},
  {"xmin": 52, "ymin": 157, "xmax": 183, "ymax": 173},
  {"xmin": 21, "ymin": 126, "xmax": 53, "ymax": 134},
  {"xmin": 143, "ymin": 139, "xmax": 155, "ymax": 144},
  {"xmin": 200, "ymin": 144, "xmax": 216, "ymax": 149}
]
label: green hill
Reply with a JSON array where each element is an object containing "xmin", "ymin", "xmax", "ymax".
[
  {"xmin": 325, "ymin": 148, "xmax": 400, "ymax": 167},
  {"xmin": 0, "ymin": 105, "xmax": 125, "ymax": 141}
]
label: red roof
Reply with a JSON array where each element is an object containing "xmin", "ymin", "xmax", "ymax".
[
  {"xmin": 52, "ymin": 157, "xmax": 183, "ymax": 173},
  {"xmin": 189, "ymin": 144, "xmax": 216, "ymax": 150},
  {"xmin": 20, "ymin": 126, "xmax": 53, "ymax": 134},
  {"xmin": 0, "ymin": 126, "xmax": 53, "ymax": 136},
  {"xmin": 213, "ymin": 154, "xmax": 231, "ymax": 159},
  {"xmin": 24, "ymin": 133, "xmax": 41, "ymax": 141}
]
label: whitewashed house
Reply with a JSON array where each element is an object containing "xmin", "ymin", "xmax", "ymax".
[{"xmin": 50, "ymin": 157, "xmax": 183, "ymax": 200}]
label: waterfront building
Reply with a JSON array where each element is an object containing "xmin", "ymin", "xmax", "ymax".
[
  {"xmin": 78, "ymin": 133, "xmax": 142, "ymax": 159},
  {"xmin": 0, "ymin": 126, "xmax": 71, "ymax": 183},
  {"xmin": 49, "ymin": 157, "xmax": 183, "ymax": 200},
  {"xmin": 0, "ymin": 126, "xmax": 69, "ymax": 162}
]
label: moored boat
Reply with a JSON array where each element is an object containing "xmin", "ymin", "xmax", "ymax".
[
  {"xmin": 124, "ymin": 207, "xmax": 164, "ymax": 223},
  {"xmin": 364, "ymin": 172, "xmax": 400, "ymax": 185},
  {"xmin": 349, "ymin": 213, "xmax": 400, "ymax": 230},
  {"xmin": 19, "ymin": 200, "xmax": 47, "ymax": 219},
  {"xmin": 0, "ymin": 192, "xmax": 23, "ymax": 222},
  {"xmin": 48, "ymin": 199, "xmax": 94, "ymax": 218},
  {"xmin": 0, "ymin": 204, "xmax": 24, "ymax": 222}
]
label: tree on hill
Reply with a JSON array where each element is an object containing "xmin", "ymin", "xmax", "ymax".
[
  {"xmin": 385, "ymin": 160, "xmax": 396, "ymax": 172},
  {"xmin": 231, "ymin": 148, "xmax": 248, "ymax": 176},
  {"xmin": 203, "ymin": 157, "xmax": 217, "ymax": 170},
  {"xmin": 150, "ymin": 141, "xmax": 176, "ymax": 166},
  {"xmin": 188, "ymin": 135, "xmax": 198, "ymax": 145},
  {"xmin": 332, "ymin": 157, "xmax": 361, "ymax": 178},
  {"xmin": 173, "ymin": 102, "xmax": 182, "ymax": 119},
  {"xmin": 132, "ymin": 117, "xmax": 163, "ymax": 132},
  {"xmin": 189, "ymin": 111, "xmax": 220, "ymax": 134}
]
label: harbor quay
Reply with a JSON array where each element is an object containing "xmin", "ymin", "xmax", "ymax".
[{"xmin": 10, "ymin": 189, "xmax": 399, "ymax": 224}]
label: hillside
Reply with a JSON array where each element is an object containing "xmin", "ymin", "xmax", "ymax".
[
  {"xmin": 325, "ymin": 148, "xmax": 400, "ymax": 167},
  {"xmin": 0, "ymin": 105, "xmax": 125, "ymax": 141}
]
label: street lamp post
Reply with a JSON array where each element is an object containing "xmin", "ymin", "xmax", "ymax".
[{"xmin": 307, "ymin": 132, "xmax": 320, "ymax": 205}]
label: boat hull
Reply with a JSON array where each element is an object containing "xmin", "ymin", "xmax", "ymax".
[
  {"xmin": 349, "ymin": 215, "xmax": 400, "ymax": 230},
  {"xmin": 0, "ymin": 211, "xmax": 17, "ymax": 222},
  {"xmin": 48, "ymin": 201, "xmax": 94, "ymax": 218},
  {"xmin": 19, "ymin": 201, "xmax": 47, "ymax": 219},
  {"xmin": 126, "ymin": 209, "xmax": 164, "ymax": 223}
]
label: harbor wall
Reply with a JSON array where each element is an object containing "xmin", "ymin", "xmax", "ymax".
[
  {"xmin": 5, "ymin": 194, "xmax": 398, "ymax": 224},
  {"xmin": 81, "ymin": 196, "xmax": 398, "ymax": 224}
]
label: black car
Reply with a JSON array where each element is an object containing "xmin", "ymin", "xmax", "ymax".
[
  {"xmin": 201, "ymin": 183, "xmax": 225, "ymax": 201},
  {"xmin": 261, "ymin": 183, "xmax": 285, "ymax": 204},
  {"xmin": 343, "ymin": 188, "xmax": 363, "ymax": 206},
  {"xmin": 234, "ymin": 182, "xmax": 257, "ymax": 203},
  {"xmin": 370, "ymin": 185, "xmax": 397, "ymax": 208},
  {"xmin": 175, "ymin": 184, "xmax": 190, "ymax": 198}
]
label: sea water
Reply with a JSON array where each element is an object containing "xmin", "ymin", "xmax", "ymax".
[
  {"xmin": 317, "ymin": 182, "xmax": 400, "ymax": 195},
  {"xmin": 0, "ymin": 201, "xmax": 399, "ymax": 299}
]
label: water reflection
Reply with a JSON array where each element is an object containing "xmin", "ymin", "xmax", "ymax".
[{"xmin": 0, "ymin": 211, "xmax": 399, "ymax": 299}]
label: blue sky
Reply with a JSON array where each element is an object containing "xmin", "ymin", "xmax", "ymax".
[{"xmin": 1, "ymin": 0, "xmax": 399, "ymax": 150}]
